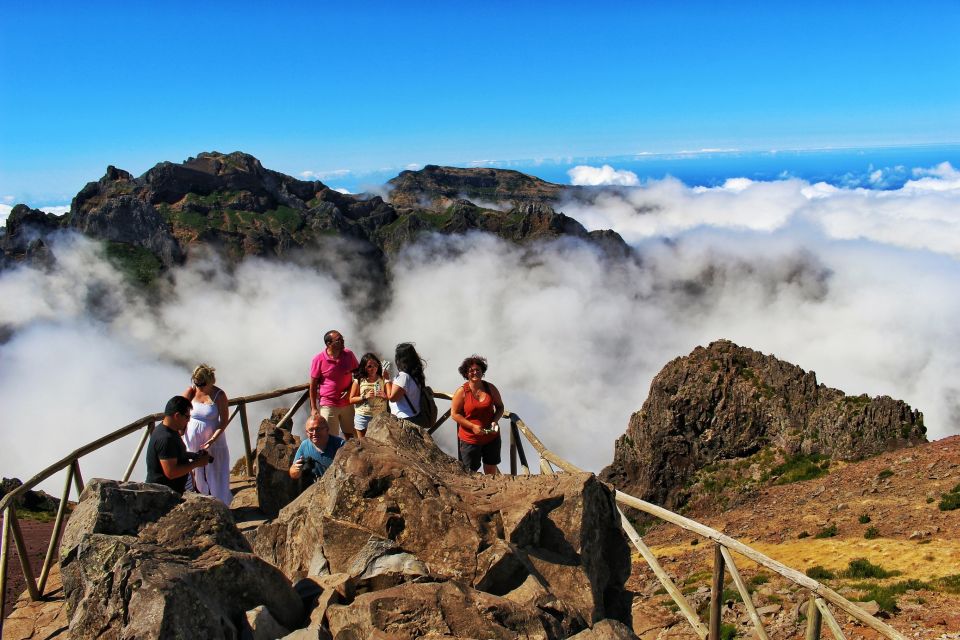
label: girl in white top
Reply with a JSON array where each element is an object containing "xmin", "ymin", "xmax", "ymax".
[{"xmin": 348, "ymin": 353, "xmax": 389, "ymax": 438}]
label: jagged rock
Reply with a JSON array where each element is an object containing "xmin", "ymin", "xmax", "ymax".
[
  {"xmin": 602, "ymin": 340, "xmax": 927, "ymax": 511},
  {"xmin": 255, "ymin": 407, "xmax": 302, "ymax": 517},
  {"xmin": 242, "ymin": 605, "xmax": 290, "ymax": 640},
  {"xmin": 255, "ymin": 414, "xmax": 631, "ymax": 635},
  {"xmin": 0, "ymin": 477, "xmax": 60, "ymax": 514},
  {"xmin": 60, "ymin": 478, "xmax": 303, "ymax": 639},
  {"xmin": 324, "ymin": 581, "xmax": 562, "ymax": 639},
  {"xmin": 0, "ymin": 205, "xmax": 61, "ymax": 268},
  {"xmin": 69, "ymin": 190, "xmax": 182, "ymax": 267},
  {"xmin": 569, "ymin": 619, "xmax": 640, "ymax": 639}
]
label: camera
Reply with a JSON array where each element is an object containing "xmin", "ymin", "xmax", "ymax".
[
  {"xmin": 296, "ymin": 456, "xmax": 324, "ymax": 484},
  {"xmin": 187, "ymin": 450, "xmax": 214, "ymax": 463}
]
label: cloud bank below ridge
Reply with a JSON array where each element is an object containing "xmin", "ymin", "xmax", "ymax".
[{"xmin": 1, "ymin": 162, "xmax": 959, "ymax": 493}]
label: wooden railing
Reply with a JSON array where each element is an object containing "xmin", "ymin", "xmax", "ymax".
[
  {"xmin": 1, "ymin": 386, "xmax": 906, "ymax": 640},
  {"xmin": 0, "ymin": 383, "xmax": 309, "ymax": 631},
  {"xmin": 500, "ymin": 411, "xmax": 907, "ymax": 640}
]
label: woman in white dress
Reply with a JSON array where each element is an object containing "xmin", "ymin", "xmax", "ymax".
[{"xmin": 182, "ymin": 363, "xmax": 232, "ymax": 505}]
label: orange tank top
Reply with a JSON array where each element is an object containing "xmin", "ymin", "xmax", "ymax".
[{"xmin": 458, "ymin": 381, "xmax": 497, "ymax": 445}]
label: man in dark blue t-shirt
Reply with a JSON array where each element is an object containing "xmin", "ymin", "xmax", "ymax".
[
  {"xmin": 289, "ymin": 414, "xmax": 344, "ymax": 486},
  {"xmin": 146, "ymin": 396, "xmax": 212, "ymax": 494}
]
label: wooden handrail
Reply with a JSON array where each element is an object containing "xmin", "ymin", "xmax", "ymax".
[
  {"xmin": 0, "ymin": 383, "xmax": 909, "ymax": 640},
  {"xmin": 0, "ymin": 383, "xmax": 309, "ymax": 513}
]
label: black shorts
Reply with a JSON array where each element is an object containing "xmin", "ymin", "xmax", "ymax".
[{"xmin": 458, "ymin": 436, "xmax": 501, "ymax": 472}]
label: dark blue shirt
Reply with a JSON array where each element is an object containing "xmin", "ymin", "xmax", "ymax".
[{"xmin": 293, "ymin": 436, "xmax": 345, "ymax": 483}]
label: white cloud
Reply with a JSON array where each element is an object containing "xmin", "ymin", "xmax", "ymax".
[
  {"xmin": 904, "ymin": 161, "xmax": 960, "ymax": 192},
  {"xmin": 0, "ymin": 204, "xmax": 11, "ymax": 227},
  {"xmin": 41, "ymin": 205, "xmax": 70, "ymax": 216},
  {"xmin": 405, "ymin": 163, "xmax": 423, "ymax": 171},
  {"xmin": 2, "ymin": 195, "xmax": 14, "ymax": 204},
  {"xmin": 567, "ymin": 164, "xmax": 640, "ymax": 186},
  {"xmin": 333, "ymin": 187, "xmax": 352, "ymax": 194},
  {"xmin": 300, "ymin": 169, "xmax": 352, "ymax": 180},
  {"xmin": 3, "ymin": 159, "xmax": 960, "ymax": 494},
  {"xmin": 563, "ymin": 163, "xmax": 960, "ymax": 258}
]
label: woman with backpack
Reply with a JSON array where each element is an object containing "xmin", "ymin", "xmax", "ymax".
[
  {"xmin": 385, "ymin": 342, "xmax": 436, "ymax": 430},
  {"xmin": 450, "ymin": 355, "xmax": 504, "ymax": 474}
]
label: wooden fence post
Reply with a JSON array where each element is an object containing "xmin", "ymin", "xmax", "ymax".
[
  {"xmin": 509, "ymin": 418, "xmax": 517, "ymax": 476},
  {"xmin": 122, "ymin": 421, "xmax": 154, "ymax": 482},
  {"xmin": 239, "ymin": 402, "xmax": 253, "ymax": 477},
  {"xmin": 8, "ymin": 505, "xmax": 40, "ymax": 601},
  {"xmin": 38, "ymin": 464, "xmax": 75, "ymax": 595},
  {"xmin": 510, "ymin": 419, "xmax": 531, "ymax": 475},
  {"xmin": 709, "ymin": 543, "xmax": 725, "ymax": 640},
  {"xmin": 805, "ymin": 595, "xmax": 822, "ymax": 640},
  {"xmin": 71, "ymin": 460, "xmax": 85, "ymax": 495},
  {"xmin": 0, "ymin": 506, "xmax": 11, "ymax": 630}
]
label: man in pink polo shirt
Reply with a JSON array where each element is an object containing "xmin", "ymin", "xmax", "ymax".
[{"xmin": 309, "ymin": 329, "xmax": 360, "ymax": 438}]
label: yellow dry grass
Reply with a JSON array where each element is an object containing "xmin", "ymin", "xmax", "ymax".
[{"xmin": 647, "ymin": 537, "xmax": 960, "ymax": 581}]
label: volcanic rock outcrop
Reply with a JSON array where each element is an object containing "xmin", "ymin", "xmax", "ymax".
[
  {"xmin": 254, "ymin": 413, "xmax": 633, "ymax": 638},
  {"xmin": 253, "ymin": 408, "xmax": 303, "ymax": 517},
  {"xmin": 601, "ymin": 340, "xmax": 926, "ymax": 511},
  {"xmin": 387, "ymin": 164, "xmax": 570, "ymax": 209},
  {"xmin": 59, "ymin": 479, "xmax": 303, "ymax": 639}
]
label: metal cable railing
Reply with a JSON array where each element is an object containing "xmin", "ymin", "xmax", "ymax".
[{"xmin": 1, "ymin": 386, "xmax": 906, "ymax": 640}]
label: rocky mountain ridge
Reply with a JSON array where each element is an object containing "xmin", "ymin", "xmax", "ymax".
[
  {"xmin": 601, "ymin": 340, "xmax": 927, "ymax": 513},
  {"xmin": 0, "ymin": 151, "xmax": 627, "ymax": 286}
]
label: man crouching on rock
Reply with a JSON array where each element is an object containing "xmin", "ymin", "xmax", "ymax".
[
  {"xmin": 289, "ymin": 414, "xmax": 344, "ymax": 486},
  {"xmin": 146, "ymin": 396, "xmax": 212, "ymax": 494}
]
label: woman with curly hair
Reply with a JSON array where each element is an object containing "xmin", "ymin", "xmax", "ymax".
[{"xmin": 450, "ymin": 355, "xmax": 504, "ymax": 474}]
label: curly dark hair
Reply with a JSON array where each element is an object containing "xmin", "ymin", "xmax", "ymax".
[
  {"xmin": 355, "ymin": 352, "xmax": 383, "ymax": 380},
  {"xmin": 458, "ymin": 355, "xmax": 488, "ymax": 380},
  {"xmin": 394, "ymin": 342, "xmax": 426, "ymax": 390}
]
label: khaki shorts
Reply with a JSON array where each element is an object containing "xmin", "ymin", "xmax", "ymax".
[{"xmin": 320, "ymin": 404, "xmax": 356, "ymax": 437}]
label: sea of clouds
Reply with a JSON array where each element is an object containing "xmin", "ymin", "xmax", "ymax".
[{"xmin": 2, "ymin": 162, "xmax": 959, "ymax": 494}]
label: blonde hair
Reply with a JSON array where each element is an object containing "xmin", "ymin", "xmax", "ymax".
[{"xmin": 192, "ymin": 363, "xmax": 216, "ymax": 386}]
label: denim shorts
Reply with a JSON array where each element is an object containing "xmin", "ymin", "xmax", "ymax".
[{"xmin": 354, "ymin": 413, "xmax": 373, "ymax": 432}]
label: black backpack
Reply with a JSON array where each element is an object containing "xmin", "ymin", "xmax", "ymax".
[{"xmin": 405, "ymin": 380, "xmax": 438, "ymax": 431}]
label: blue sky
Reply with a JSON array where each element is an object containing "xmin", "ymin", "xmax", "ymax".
[{"xmin": 2, "ymin": 0, "xmax": 959, "ymax": 205}]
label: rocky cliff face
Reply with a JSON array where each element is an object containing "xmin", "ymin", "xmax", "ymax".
[
  {"xmin": 600, "ymin": 340, "xmax": 926, "ymax": 512},
  {"xmin": 1, "ymin": 152, "xmax": 627, "ymax": 285}
]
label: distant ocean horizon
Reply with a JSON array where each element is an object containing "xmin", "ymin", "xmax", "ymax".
[
  {"xmin": 6, "ymin": 143, "xmax": 960, "ymax": 217},
  {"xmin": 328, "ymin": 143, "xmax": 960, "ymax": 195}
]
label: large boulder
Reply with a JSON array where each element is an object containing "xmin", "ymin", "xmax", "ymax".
[
  {"xmin": 254, "ymin": 414, "xmax": 632, "ymax": 637},
  {"xmin": 601, "ymin": 340, "xmax": 927, "ymax": 511},
  {"xmin": 255, "ymin": 408, "xmax": 303, "ymax": 517},
  {"xmin": 324, "ymin": 581, "xmax": 563, "ymax": 639},
  {"xmin": 60, "ymin": 479, "xmax": 303, "ymax": 639}
]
